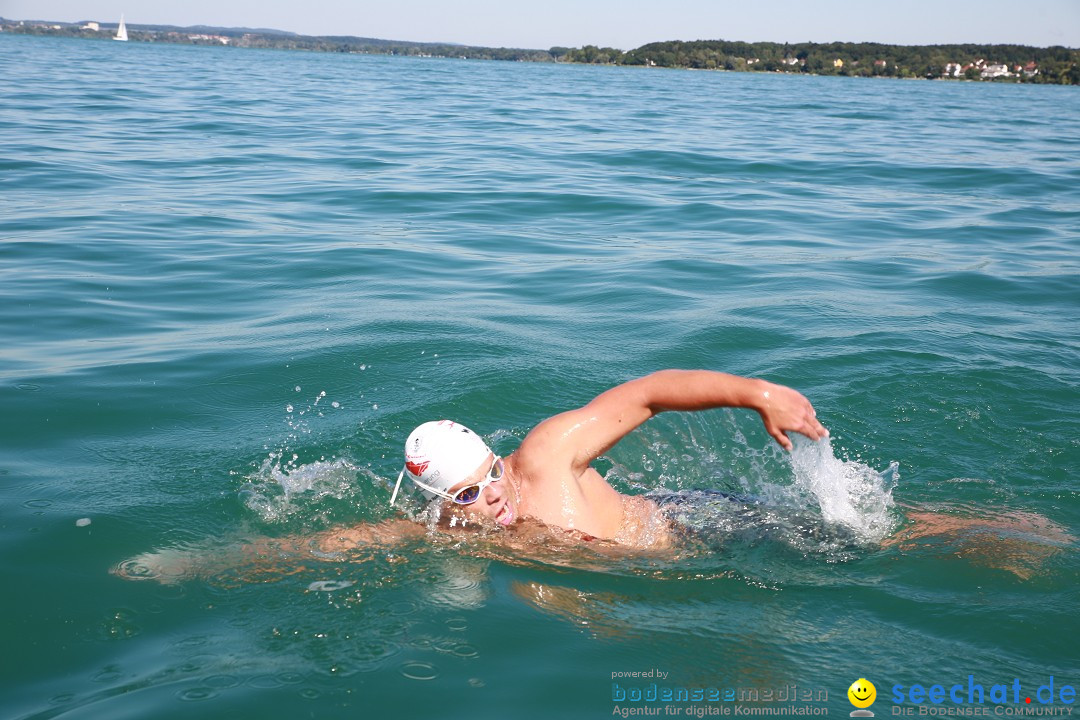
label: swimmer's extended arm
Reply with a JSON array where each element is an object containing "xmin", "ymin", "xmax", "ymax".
[
  {"xmin": 520, "ymin": 370, "xmax": 828, "ymax": 474},
  {"xmin": 114, "ymin": 519, "xmax": 425, "ymax": 584},
  {"xmin": 308, "ymin": 519, "xmax": 426, "ymax": 553}
]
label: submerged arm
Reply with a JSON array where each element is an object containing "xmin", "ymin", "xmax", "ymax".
[{"xmin": 114, "ymin": 518, "xmax": 424, "ymax": 584}]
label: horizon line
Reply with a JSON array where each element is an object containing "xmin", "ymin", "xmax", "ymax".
[{"xmin": 3, "ymin": 15, "xmax": 1077, "ymax": 52}]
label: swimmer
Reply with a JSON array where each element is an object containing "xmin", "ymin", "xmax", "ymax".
[
  {"xmin": 117, "ymin": 371, "xmax": 825, "ymax": 582},
  {"xmin": 344, "ymin": 367, "xmax": 1070, "ymax": 570},
  {"xmin": 117, "ymin": 369, "xmax": 1069, "ymax": 583},
  {"xmin": 388, "ymin": 369, "xmax": 827, "ymax": 547}
]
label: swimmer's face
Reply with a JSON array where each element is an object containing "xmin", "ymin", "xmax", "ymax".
[
  {"xmin": 444, "ymin": 453, "xmax": 517, "ymax": 529},
  {"xmin": 848, "ymin": 679, "xmax": 876, "ymax": 709}
]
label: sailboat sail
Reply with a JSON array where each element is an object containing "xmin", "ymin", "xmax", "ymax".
[{"xmin": 114, "ymin": 15, "xmax": 128, "ymax": 41}]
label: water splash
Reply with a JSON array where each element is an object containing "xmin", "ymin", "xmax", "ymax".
[
  {"xmin": 609, "ymin": 413, "xmax": 901, "ymax": 552},
  {"xmin": 239, "ymin": 457, "xmax": 367, "ymax": 525},
  {"xmin": 787, "ymin": 436, "xmax": 899, "ymax": 543}
]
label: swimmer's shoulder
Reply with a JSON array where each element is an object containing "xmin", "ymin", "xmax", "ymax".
[{"xmin": 615, "ymin": 495, "xmax": 675, "ymax": 550}]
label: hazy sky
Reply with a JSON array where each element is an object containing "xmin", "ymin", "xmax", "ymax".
[{"xmin": 4, "ymin": 0, "xmax": 1078, "ymax": 49}]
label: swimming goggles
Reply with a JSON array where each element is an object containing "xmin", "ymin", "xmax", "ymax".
[{"xmin": 404, "ymin": 456, "xmax": 504, "ymax": 505}]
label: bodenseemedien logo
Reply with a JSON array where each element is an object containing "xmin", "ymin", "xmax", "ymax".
[{"xmin": 849, "ymin": 678, "xmax": 877, "ymax": 717}]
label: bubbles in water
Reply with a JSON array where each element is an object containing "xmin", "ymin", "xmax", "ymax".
[
  {"xmin": 307, "ymin": 580, "xmax": 356, "ymax": 592},
  {"xmin": 176, "ymin": 687, "xmax": 218, "ymax": 702},
  {"xmin": 277, "ymin": 671, "xmax": 304, "ymax": 685},
  {"xmin": 389, "ymin": 600, "xmax": 420, "ymax": 616},
  {"xmin": 351, "ymin": 639, "xmax": 400, "ymax": 666},
  {"xmin": 102, "ymin": 608, "xmax": 141, "ymax": 640},
  {"xmin": 203, "ymin": 674, "xmax": 241, "ymax": 689},
  {"xmin": 423, "ymin": 557, "xmax": 491, "ymax": 609},
  {"xmin": 400, "ymin": 661, "xmax": 438, "ymax": 681},
  {"xmin": 248, "ymin": 674, "xmax": 283, "ymax": 689}
]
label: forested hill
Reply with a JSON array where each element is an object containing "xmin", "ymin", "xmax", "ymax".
[
  {"xmin": 5, "ymin": 17, "xmax": 1077, "ymax": 84},
  {"xmin": 568, "ymin": 40, "xmax": 1079, "ymax": 84}
]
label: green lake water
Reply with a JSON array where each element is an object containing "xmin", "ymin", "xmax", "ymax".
[{"xmin": 1, "ymin": 33, "xmax": 1078, "ymax": 720}]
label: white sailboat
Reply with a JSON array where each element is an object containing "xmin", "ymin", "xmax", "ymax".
[{"xmin": 114, "ymin": 14, "xmax": 128, "ymax": 41}]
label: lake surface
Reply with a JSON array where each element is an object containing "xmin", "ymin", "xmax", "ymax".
[{"xmin": 1, "ymin": 33, "xmax": 1078, "ymax": 720}]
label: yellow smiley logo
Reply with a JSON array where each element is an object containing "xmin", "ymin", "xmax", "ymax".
[{"xmin": 848, "ymin": 678, "xmax": 877, "ymax": 709}]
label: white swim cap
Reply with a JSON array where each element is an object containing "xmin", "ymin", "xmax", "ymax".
[{"xmin": 390, "ymin": 420, "xmax": 492, "ymax": 505}]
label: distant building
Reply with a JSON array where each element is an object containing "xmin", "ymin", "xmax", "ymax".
[
  {"xmin": 980, "ymin": 63, "xmax": 1011, "ymax": 79},
  {"xmin": 833, "ymin": 58, "xmax": 844, "ymax": 68},
  {"xmin": 188, "ymin": 34, "xmax": 231, "ymax": 45},
  {"xmin": 1023, "ymin": 61, "xmax": 1039, "ymax": 77},
  {"xmin": 82, "ymin": 22, "xmax": 100, "ymax": 31},
  {"xmin": 944, "ymin": 62, "xmax": 963, "ymax": 77}
]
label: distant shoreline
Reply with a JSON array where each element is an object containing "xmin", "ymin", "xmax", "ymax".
[{"xmin": 4, "ymin": 17, "xmax": 1077, "ymax": 85}]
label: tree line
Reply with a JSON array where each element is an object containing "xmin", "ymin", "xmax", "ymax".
[
  {"xmin": 5, "ymin": 18, "xmax": 1077, "ymax": 84},
  {"xmin": 555, "ymin": 40, "xmax": 1080, "ymax": 84}
]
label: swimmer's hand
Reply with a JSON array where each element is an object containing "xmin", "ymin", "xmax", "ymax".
[
  {"xmin": 753, "ymin": 380, "xmax": 828, "ymax": 452},
  {"xmin": 113, "ymin": 547, "xmax": 196, "ymax": 584}
]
